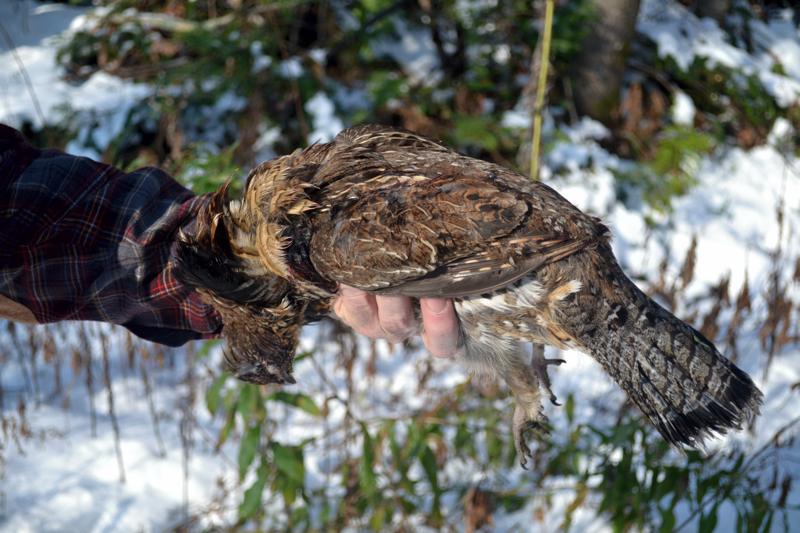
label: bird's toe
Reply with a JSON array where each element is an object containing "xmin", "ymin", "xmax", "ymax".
[{"xmin": 513, "ymin": 406, "xmax": 549, "ymax": 469}]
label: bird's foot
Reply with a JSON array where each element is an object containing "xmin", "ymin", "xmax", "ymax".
[
  {"xmin": 530, "ymin": 344, "xmax": 565, "ymax": 406},
  {"xmin": 512, "ymin": 404, "xmax": 548, "ymax": 470}
]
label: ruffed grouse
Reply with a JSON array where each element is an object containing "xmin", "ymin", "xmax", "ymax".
[{"xmin": 176, "ymin": 125, "xmax": 762, "ymax": 467}]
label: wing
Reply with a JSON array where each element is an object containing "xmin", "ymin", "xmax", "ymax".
[
  {"xmin": 382, "ymin": 235, "xmax": 591, "ymax": 298},
  {"xmin": 307, "ymin": 141, "xmax": 604, "ymax": 298}
]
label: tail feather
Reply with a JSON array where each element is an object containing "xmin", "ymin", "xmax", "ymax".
[{"xmin": 587, "ymin": 289, "xmax": 762, "ymax": 448}]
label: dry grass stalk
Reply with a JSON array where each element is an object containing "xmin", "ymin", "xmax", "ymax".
[
  {"xmin": 8, "ymin": 323, "xmax": 33, "ymax": 397},
  {"xmin": 2, "ymin": 412, "xmax": 26, "ymax": 454},
  {"xmin": 699, "ymin": 274, "xmax": 730, "ymax": 342},
  {"xmin": 25, "ymin": 326, "xmax": 41, "ymax": 406},
  {"xmin": 758, "ymin": 198, "xmax": 799, "ymax": 380},
  {"xmin": 100, "ymin": 328, "xmax": 126, "ymax": 483},
  {"xmin": 760, "ymin": 251, "xmax": 795, "ymax": 380},
  {"xmin": 125, "ymin": 330, "xmax": 136, "ymax": 370},
  {"xmin": 180, "ymin": 342, "xmax": 197, "ymax": 522},
  {"xmin": 78, "ymin": 324, "xmax": 97, "ymax": 437},
  {"xmin": 651, "ymin": 252, "xmax": 675, "ymax": 311},
  {"xmin": 676, "ymin": 235, "xmax": 698, "ymax": 292},
  {"xmin": 137, "ymin": 337, "xmax": 167, "ymax": 457},
  {"xmin": 42, "ymin": 328, "xmax": 61, "ymax": 400},
  {"xmin": 725, "ymin": 272, "xmax": 752, "ymax": 363}
]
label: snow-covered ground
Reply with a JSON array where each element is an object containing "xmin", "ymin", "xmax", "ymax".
[
  {"xmin": 1, "ymin": 328, "xmax": 237, "ymax": 532},
  {"xmin": 1, "ymin": 0, "xmax": 799, "ymax": 531},
  {"xmin": 0, "ymin": 1, "xmax": 151, "ymax": 159},
  {"xmin": 0, "ymin": 3, "xmax": 239, "ymax": 531}
]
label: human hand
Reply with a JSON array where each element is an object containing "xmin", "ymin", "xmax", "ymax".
[{"xmin": 333, "ymin": 285, "xmax": 459, "ymax": 358}]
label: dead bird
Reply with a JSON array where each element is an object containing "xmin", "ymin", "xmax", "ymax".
[{"xmin": 176, "ymin": 125, "xmax": 762, "ymax": 467}]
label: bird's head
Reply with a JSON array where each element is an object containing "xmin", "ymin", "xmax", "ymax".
[
  {"xmin": 214, "ymin": 297, "xmax": 305, "ymax": 385},
  {"xmin": 175, "ymin": 183, "xmax": 311, "ymax": 387},
  {"xmin": 220, "ymin": 296, "xmax": 307, "ymax": 385},
  {"xmin": 177, "ymin": 147, "xmax": 337, "ymax": 388}
]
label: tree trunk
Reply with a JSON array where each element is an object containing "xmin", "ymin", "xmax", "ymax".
[
  {"xmin": 570, "ymin": 0, "xmax": 641, "ymax": 125},
  {"xmin": 696, "ymin": 0, "xmax": 730, "ymax": 25}
]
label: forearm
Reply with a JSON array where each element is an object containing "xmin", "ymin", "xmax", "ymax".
[{"xmin": 0, "ymin": 124, "xmax": 222, "ymax": 345}]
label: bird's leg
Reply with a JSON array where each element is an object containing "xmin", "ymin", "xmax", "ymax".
[
  {"xmin": 529, "ymin": 343, "xmax": 566, "ymax": 406},
  {"xmin": 504, "ymin": 351, "xmax": 549, "ymax": 470},
  {"xmin": 511, "ymin": 399, "xmax": 546, "ymax": 469}
]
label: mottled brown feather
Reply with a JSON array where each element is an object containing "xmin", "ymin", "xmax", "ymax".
[{"xmin": 175, "ymin": 125, "xmax": 763, "ymax": 462}]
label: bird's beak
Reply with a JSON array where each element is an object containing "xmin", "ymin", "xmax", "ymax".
[{"xmin": 280, "ymin": 368, "xmax": 297, "ymax": 384}]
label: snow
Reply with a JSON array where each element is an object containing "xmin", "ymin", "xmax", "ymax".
[
  {"xmin": 671, "ymin": 90, "xmax": 696, "ymax": 125},
  {"xmin": 0, "ymin": 2, "xmax": 151, "ymax": 135},
  {"xmin": 306, "ymin": 92, "xmax": 344, "ymax": 144},
  {"xmin": 1, "ymin": 325, "xmax": 240, "ymax": 532},
  {"xmin": 278, "ymin": 58, "xmax": 303, "ymax": 79},
  {"xmin": 501, "ymin": 107, "xmax": 531, "ymax": 130},
  {"xmin": 372, "ymin": 18, "xmax": 441, "ymax": 86},
  {"xmin": 638, "ymin": 0, "xmax": 800, "ymax": 107},
  {"xmin": 2, "ymin": 0, "xmax": 800, "ymax": 531},
  {"xmin": 252, "ymin": 122, "xmax": 281, "ymax": 162},
  {"xmin": 249, "ymin": 41, "xmax": 273, "ymax": 73}
]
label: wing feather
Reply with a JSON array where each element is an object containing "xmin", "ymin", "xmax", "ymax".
[
  {"xmin": 373, "ymin": 235, "xmax": 591, "ymax": 298},
  {"xmin": 306, "ymin": 136, "xmax": 603, "ymax": 297}
]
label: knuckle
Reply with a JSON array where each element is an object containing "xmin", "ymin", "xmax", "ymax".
[
  {"xmin": 341, "ymin": 297, "xmax": 371, "ymax": 318},
  {"xmin": 332, "ymin": 298, "xmax": 346, "ymax": 317},
  {"xmin": 357, "ymin": 323, "xmax": 386, "ymax": 340},
  {"xmin": 380, "ymin": 315, "xmax": 414, "ymax": 338}
]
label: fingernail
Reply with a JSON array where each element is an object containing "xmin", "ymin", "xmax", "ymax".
[{"xmin": 424, "ymin": 298, "xmax": 449, "ymax": 315}]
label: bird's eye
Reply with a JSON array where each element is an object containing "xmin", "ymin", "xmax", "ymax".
[
  {"xmin": 235, "ymin": 363, "xmax": 271, "ymax": 385},
  {"xmin": 266, "ymin": 363, "xmax": 296, "ymax": 384}
]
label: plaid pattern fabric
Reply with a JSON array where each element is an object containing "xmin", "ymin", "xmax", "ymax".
[{"xmin": 0, "ymin": 124, "xmax": 222, "ymax": 346}]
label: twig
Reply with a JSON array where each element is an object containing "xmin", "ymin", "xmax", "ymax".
[
  {"xmin": 180, "ymin": 342, "xmax": 197, "ymax": 522},
  {"xmin": 529, "ymin": 0, "xmax": 555, "ymax": 181},
  {"xmin": 0, "ymin": 20, "xmax": 46, "ymax": 126},
  {"xmin": 140, "ymin": 353, "xmax": 167, "ymax": 457},
  {"xmin": 100, "ymin": 329, "xmax": 126, "ymax": 483},
  {"xmin": 0, "ymin": 354, "xmax": 4, "ymax": 412},
  {"xmin": 8, "ymin": 323, "xmax": 33, "ymax": 397},
  {"xmin": 105, "ymin": 11, "xmax": 235, "ymax": 33},
  {"xmin": 47, "ymin": 330, "xmax": 63, "ymax": 401},
  {"xmin": 328, "ymin": 0, "xmax": 409, "ymax": 57},
  {"xmin": 79, "ymin": 324, "xmax": 97, "ymax": 437},
  {"xmin": 264, "ymin": 10, "xmax": 310, "ymax": 141},
  {"xmin": 26, "ymin": 326, "xmax": 41, "ymax": 406},
  {"xmin": 673, "ymin": 414, "xmax": 800, "ymax": 532}
]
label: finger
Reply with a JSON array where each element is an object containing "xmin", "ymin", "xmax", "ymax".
[
  {"xmin": 375, "ymin": 294, "xmax": 416, "ymax": 342},
  {"xmin": 333, "ymin": 285, "xmax": 385, "ymax": 339},
  {"xmin": 420, "ymin": 298, "xmax": 459, "ymax": 358}
]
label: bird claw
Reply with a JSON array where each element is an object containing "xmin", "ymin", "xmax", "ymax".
[
  {"xmin": 513, "ymin": 406, "xmax": 548, "ymax": 470},
  {"xmin": 530, "ymin": 345, "xmax": 565, "ymax": 406}
]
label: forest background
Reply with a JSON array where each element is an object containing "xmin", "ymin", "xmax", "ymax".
[{"xmin": 1, "ymin": 0, "xmax": 800, "ymax": 531}]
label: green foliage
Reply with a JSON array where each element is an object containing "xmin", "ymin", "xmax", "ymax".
[
  {"xmin": 55, "ymin": 0, "xmax": 601, "ymax": 170},
  {"xmin": 48, "ymin": 1, "xmax": 800, "ymax": 531},
  {"xmin": 268, "ymin": 391, "xmax": 322, "ymax": 417},
  {"xmin": 550, "ymin": 0, "xmax": 596, "ymax": 59},
  {"xmin": 174, "ymin": 143, "xmax": 241, "ymax": 194},
  {"xmin": 647, "ymin": 54, "xmax": 786, "ymax": 147},
  {"xmin": 452, "ymin": 115, "xmax": 501, "ymax": 152},
  {"xmin": 239, "ymin": 456, "xmax": 270, "ymax": 521},
  {"xmin": 194, "ymin": 356, "xmax": 797, "ymax": 532},
  {"xmin": 614, "ymin": 125, "xmax": 715, "ymax": 214}
]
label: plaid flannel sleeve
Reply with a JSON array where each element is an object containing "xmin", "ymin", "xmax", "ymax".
[{"xmin": 0, "ymin": 124, "xmax": 222, "ymax": 346}]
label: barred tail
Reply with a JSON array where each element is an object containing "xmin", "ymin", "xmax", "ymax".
[{"xmin": 586, "ymin": 287, "xmax": 762, "ymax": 448}]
